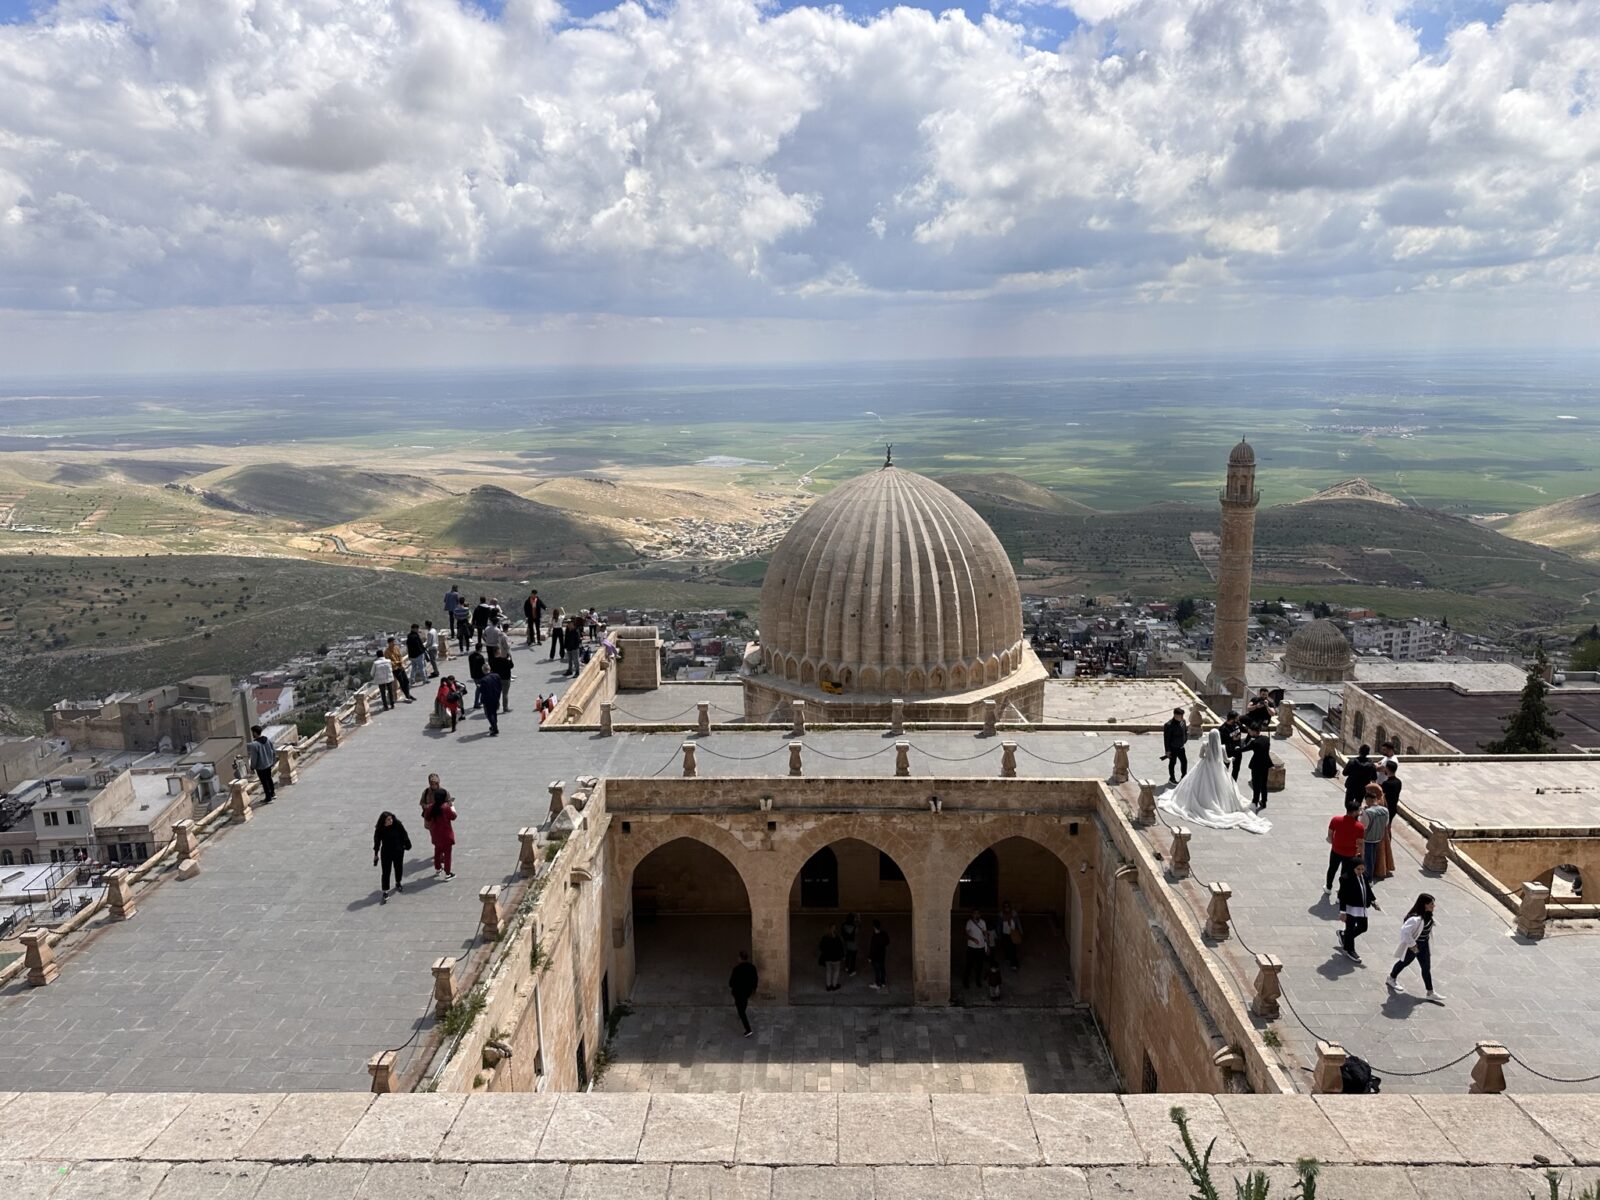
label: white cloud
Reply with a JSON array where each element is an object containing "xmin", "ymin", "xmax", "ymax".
[{"xmin": 0, "ymin": 0, "xmax": 1596, "ymax": 364}]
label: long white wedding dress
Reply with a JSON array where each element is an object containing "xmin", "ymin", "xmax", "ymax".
[{"xmin": 1157, "ymin": 729, "xmax": 1271, "ymax": 834}]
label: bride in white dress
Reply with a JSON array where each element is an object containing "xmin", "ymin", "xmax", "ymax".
[{"xmin": 1158, "ymin": 729, "xmax": 1271, "ymax": 834}]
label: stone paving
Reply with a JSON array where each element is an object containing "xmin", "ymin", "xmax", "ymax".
[
  {"xmin": 1116, "ymin": 733, "xmax": 1600, "ymax": 1093},
  {"xmin": 3, "ymin": 1090, "xmax": 1600, "ymax": 1199},
  {"xmin": 596, "ymin": 1006, "xmax": 1117, "ymax": 1094}
]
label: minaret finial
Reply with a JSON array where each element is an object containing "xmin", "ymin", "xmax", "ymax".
[{"xmin": 885, "ymin": 443, "xmax": 893, "ymax": 468}]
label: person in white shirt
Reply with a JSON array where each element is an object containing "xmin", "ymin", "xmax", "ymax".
[
  {"xmin": 370, "ymin": 654, "xmax": 396, "ymax": 710},
  {"xmin": 962, "ymin": 911, "xmax": 988, "ymax": 990},
  {"xmin": 423, "ymin": 622, "xmax": 441, "ymax": 677}
]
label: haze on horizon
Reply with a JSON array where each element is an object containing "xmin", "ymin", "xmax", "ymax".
[{"xmin": 0, "ymin": 0, "xmax": 1597, "ymax": 374}]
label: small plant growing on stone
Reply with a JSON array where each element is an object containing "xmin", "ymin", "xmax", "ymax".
[
  {"xmin": 439, "ymin": 986, "xmax": 487, "ymax": 1039},
  {"xmin": 1170, "ymin": 1107, "xmax": 1320, "ymax": 1200},
  {"xmin": 1532, "ymin": 1170, "xmax": 1600, "ymax": 1200},
  {"xmin": 529, "ymin": 940, "xmax": 548, "ymax": 974},
  {"xmin": 1262, "ymin": 1029, "xmax": 1282, "ymax": 1049}
]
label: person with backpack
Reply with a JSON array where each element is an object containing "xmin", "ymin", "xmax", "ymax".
[
  {"xmin": 1335, "ymin": 858, "xmax": 1378, "ymax": 962},
  {"xmin": 1387, "ymin": 893, "xmax": 1444, "ymax": 1002},
  {"xmin": 1358, "ymin": 783, "xmax": 1390, "ymax": 882},
  {"xmin": 435, "ymin": 676, "xmax": 464, "ymax": 732},
  {"xmin": 1342, "ymin": 744, "xmax": 1378, "ymax": 804},
  {"xmin": 246, "ymin": 725, "xmax": 276, "ymax": 804},
  {"xmin": 372, "ymin": 811, "xmax": 412, "ymax": 904}
]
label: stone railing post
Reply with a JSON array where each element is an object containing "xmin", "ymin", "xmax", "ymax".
[
  {"xmin": 681, "ymin": 743, "xmax": 697, "ymax": 778},
  {"xmin": 432, "ymin": 956, "xmax": 458, "ymax": 1018},
  {"xmin": 479, "ymin": 885, "xmax": 504, "ymax": 940},
  {"xmin": 1205, "ymin": 881, "xmax": 1233, "ymax": 941},
  {"xmin": 894, "ymin": 741, "xmax": 911, "ymax": 777},
  {"xmin": 599, "ymin": 702, "xmax": 614, "ymax": 737},
  {"xmin": 324, "ymin": 712, "xmax": 342, "ymax": 748},
  {"xmin": 1000, "ymin": 740, "xmax": 1017, "ymax": 778},
  {"xmin": 228, "ymin": 778, "xmax": 253, "ymax": 823},
  {"xmin": 1111, "ymin": 740, "xmax": 1131, "ymax": 784},
  {"xmin": 983, "ymin": 700, "xmax": 997, "ymax": 737},
  {"xmin": 1135, "ymin": 778, "xmax": 1157, "ymax": 827},
  {"xmin": 105, "ymin": 867, "xmax": 138, "ymax": 920},
  {"xmin": 518, "ymin": 827, "xmax": 540, "ymax": 875},
  {"xmin": 788, "ymin": 741, "xmax": 804, "ymax": 777},
  {"xmin": 1276, "ymin": 699, "xmax": 1296, "ymax": 738},
  {"xmin": 275, "ymin": 745, "xmax": 298, "ymax": 788},
  {"xmin": 1422, "ymin": 821, "xmax": 1451, "ymax": 873},
  {"xmin": 791, "ymin": 701, "xmax": 806, "ymax": 739},
  {"xmin": 1469, "ymin": 1041, "xmax": 1511, "ymax": 1094},
  {"xmin": 1318, "ymin": 735, "xmax": 1338, "ymax": 762},
  {"xmin": 697, "ymin": 701, "xmax": 711, "ymax": 737},
  {"xmin": 547, "ymin": 780, "xmax": 565, "ymax": 820},
  {"xmin": 1312, "ymin": 1040, "xmax": 1348, "ymax": 1094},
  {"xmin": 366, "ymin": 1050, "xmax": 397, "ymax": 1094},
  {"xmin": 20, "ymin": 931, "xmax": 58, "ymax": 987},
  {"xmin": 890, "ymin": 699, "xmax": 905, "ymax": 737},
  {"xmin": 1169, "ymin": 826, "xmax": 1192, "ymax": 879},
  {"xmin": 1516, "ymin": 882, "xmax": 1550, "ymax": 940},
  {"xmin": 354, "ymin": 690, "xmax": 372, "ymax": 725},
  {"xmin": 1188, "ymin": 701, "xmax": 1205, "ymax": 738},
  {"xmin": 1250, "ymin": 953, "xmax": 1284, "ymax": 1018},
  {"xmin": 173, "ymin": 818, "xmax": 199, "ymax": 861}
]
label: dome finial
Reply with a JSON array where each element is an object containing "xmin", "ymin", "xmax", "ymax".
[{"xmin": 884, "ymin": 442, "xmax": 893, "ymax": 468}]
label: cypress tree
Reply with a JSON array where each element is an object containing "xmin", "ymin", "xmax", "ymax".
[{"xmin": 1482, "ymin": 649, "xmax": 1561, "ymax": 754}]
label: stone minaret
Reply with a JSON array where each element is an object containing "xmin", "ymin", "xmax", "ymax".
[{"xmin": 1209, "ymin": 439, "xmax": 1259, "ymax": 700}]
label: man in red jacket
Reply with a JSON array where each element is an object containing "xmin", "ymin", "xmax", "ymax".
[{"xmin": 1324, "ymin": 796, "xmax": 1365, "ymax": 901}]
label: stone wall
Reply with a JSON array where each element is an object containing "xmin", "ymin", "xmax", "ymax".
[
  {"xmin": 1339, "ymin": 683, "xmax": 1457, "ymax": 755},
  {"xmin": 1454, "ymin": 835, "xmax": 1600, "ymax": 913}
]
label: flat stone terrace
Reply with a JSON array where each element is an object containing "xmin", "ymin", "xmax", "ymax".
[
  {"xmin": 1, "ymin": 1090, "xmax": 1598, "ymax": 1199},
  {"xmin": 1114, "ymin": 733, "xmax": 1600, "ymax": 1093},
  {"xmin": 1040, "ymin": 679, "xmax": 1195, "ymax": 724},
  {"xmin": 1398, "ymin": 758, "xmax": 1600, "ymax": 829}
]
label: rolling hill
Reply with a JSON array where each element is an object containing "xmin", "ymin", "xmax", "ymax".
[
  {"xmin": 941, "ymin": 472, "xmax": 1096, "ymax": 516},
  {"xmin": 201, "ymin": 464, "xmax": 452, "ymax": 528},
  {"xmin": 1495, "ymin": 492, "xmax": 1600, "ymax": 561},
  {"xmin": 362, "ymin": 485, "xmax": 638, "ymax": 570}
]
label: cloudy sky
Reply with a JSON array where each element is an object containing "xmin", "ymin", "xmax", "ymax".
[{"xmin": 0, "ymin": 0, "xmax": 1596, "ymax": 371}]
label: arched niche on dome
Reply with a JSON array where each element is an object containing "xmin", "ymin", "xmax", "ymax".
[
  {"xmin": 930, "ymin": 667, "xmax": 945, "ymax": 692},
  {"xmin": 859, "ymin": 666, "xmax": 880, "ymax": 692},
  {"xmin": 841, "ymin": 668, "xmax": 853, "ymax": 690},
  {"xmin": 801, "ymin": 661, "xmax": 816, "ymax": 685},
  {"xmin": 884, "ymin": 667, "xmax": 902, "ymax": 694},
  {"xmin": 983, "ymin": 656, "xmax": 1001, "ymax": 685},
  {"xmin": 907, "ymin": 668, "xmax": 926, "ymax": 694},
  {"xmin": 950, "ymin": 664, "xmax": 968, "ymax": 691},
  {"xmin": 820, "ymin": 664, "xmax": 835, "ymax": 687}
]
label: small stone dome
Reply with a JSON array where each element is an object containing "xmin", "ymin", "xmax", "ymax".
[
  {"xmin": 1284, "ymin": 619, "xmax": 1354, "ymax": 682},
  {"xmin": 1229, "ymin": 439, "xmax": 1255, "ymax": 466},
  {"xmin": 758, "ymin": 465, "xmax": 1024, "ymax": 695}
]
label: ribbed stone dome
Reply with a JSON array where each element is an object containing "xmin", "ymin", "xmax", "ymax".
[
  {"xmin": 1285, "ymin": 618, "xmax": 1354, "ymax": 681},
  {"xmin": 1229, "ymin": 438, "xmax": 1255, "ymax": 466},
  {"xmin": 759, "ymin": 466, "xmax": 1024, "ymax": 695}
]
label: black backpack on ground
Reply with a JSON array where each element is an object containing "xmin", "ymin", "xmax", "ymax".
[{"xmin": 1340, "ymin": 1055, "xmax": 1382, "ymax": 1093}]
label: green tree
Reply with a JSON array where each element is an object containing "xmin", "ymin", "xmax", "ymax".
[
  {"xmin": 1174, "ymin": 596, "xmax": 1198, "ymax": 624},
  {"xmin": 1573, "ymin": 640, "xmax": 1600, "ymax": 672},
  {"xmin": 1483, "ymin": 649, "xmax": 1562, "ymax": 754}
]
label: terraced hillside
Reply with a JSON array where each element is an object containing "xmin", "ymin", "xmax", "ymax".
[
  {"xmin": 1496, "ymin": 491, "xmax": 1600, "ymax": 561},
  {"xmin": 199, "ymin": 463, "xmax": 452, "ymax": 527}
]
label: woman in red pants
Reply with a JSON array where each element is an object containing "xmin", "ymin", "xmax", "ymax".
[{"xmin": 420, "ymin": 775, "xmax": 456, "ymax": 879}]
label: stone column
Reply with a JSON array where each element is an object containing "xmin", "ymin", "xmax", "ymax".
[
  {"xmin": 1422, "ymin": 822, "xmax": 1451, "ymax": 873},
  {"xmin": 275, "ymin": 745, "xmax": 298, "ymax": 788},
  {"xmin": 748, "ymin": 885, "xmax": 789, "ymax": 1002},
  {"xmin": 983, "ymin": 700, "xmax": 997, "ymax": 737},
  {"xmin": 1205, "ymin": 882, "xmax": 1232, "ymax": 941},
  {"xmin": 105, "ymin": 867, "xmax": 137, "ymax": 920},
  {"xmin": 20, "ymin": 931, "xmax": 58, "ymax": 986},
  {"xmin": 479, "ymin": 885, "xmax": 504, "ymax": 940},
  {"xmin": 1250, "ymin": 953, "xmax": 1283, "ymax": 1018},
  {"xmin": 697, "ymin": 702, "xmax": 711, "ymax": 737},
  {"xmin": 681, "ymin": 743, "xmax": 698, "ymax": 778},
  {"xmin": 1135, "ymin": 779, "xmax": 1157, "ymax": 827},
  {"xmin": 1210, "ymin": 441, "xmax": 1259, "ymax": 701},
  {"xmin": 890, "ymin": 699, "xmax": 905, "ymax": 737},
  {"xmin": 173, "ymin": 818, "xmax": 199, "ymax": 861},
  {"xmin": 788, "ymin": 741, "xmax": 804, "ymax": 777},
  {"xmin": 366, "ymin": 1050, "xmax": 397, "ymax": 1093},
  {"xmin": 354, "ymin": 690, "xmax": 372, "ymax": 725},
  {"xmin": 1516, "ymin": 882, "xmax": 1550, "ymax": 941},
  {"xmin": 1469, "ymin": 1042, "xmax": 1511, "ymax": 1094},
  {"xmin": 432, "ymin": 957, "xmax": 458, "ymax": 1018},
  {"xmin": 1188, "ymin": 701, "xmax": 1206, "ymax": 738},
  {"xmin": 1168, "ymin": 826, "xmax": 1192, "ymax": 879},
  {"xmin": 228, "ymin": 778, "xmax": 252, "ymax": 823},
  {"xmin": 912, "ymin": 886, "xmax": 951, "ymax": 1006},
  {"xmin": 791, "ymin": 701, "xmax": 806, "ymax": 738},
  {"xmin": 1111, "ymin": 741, "xmax": 1130, "ymax": 784},
  {"xmin": 599, "ymin": 702, "xmax": 614, "ymax": 737},
  {"xmin": 894, "ymin": 742, "xmax": 911, "ymax": 777},
  {"xmin": 1275, "ymin": 699, "xmax": 1296, "ymax": 739},
  {"xmin": 324, "ymin": 712, "xmax": 342, "ymax": 748},
  {"xmin": 518, "ymin": 828, "xmax": 540, "ymax": 876},
  {"xmin": 1312, "ymin": 1041, "xmax": 1347, "ymax": 1094},
  {"xmin": 1000, "ymin": 741, "xmax": 1017, "ymax": 778}
]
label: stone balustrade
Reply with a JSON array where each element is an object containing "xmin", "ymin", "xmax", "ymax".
[{"xmin": 1205, "ymin": 881, "xmax": 1233, "ymax": 941}]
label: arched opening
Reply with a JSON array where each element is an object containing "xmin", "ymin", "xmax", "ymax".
[
  {"xmin": 951, "ymin": 664, "xmax": 968, "ymax": 690},
  {"xmin": 630, "ymin": 837, "xmax": 751, "ymax": 1005},
  {"xmin": 930, "ymin": 667, "xmax": 945, "ymax": 691},
  {"xmin": 0, "ymin": 849, "xmax": 11, "ymax": 866},
  {"xmin": 1374, "ymin": 725, "xmax": 1389, "ymax": 750},
  {"xmin": 20, "ymin": 849, "xmax": 33, "ymax": 865},
  {"xmin": 860, "ymin": 666, "xmax": 879, "ymax": 691},
  {"xmin": 907, "ymin": 668, "xmax": 925, "ymax": 694},
  {"xmin": 801, "ymin": 661, "xmax": 816, "ymax": 685},
  {"xmin": 1539, "ymin": 863, "xmax": 1585, "ymax": 901},
  {"xmin": 789, "ymin": 837, "xmax": 913, "ymax": 1004},
  {"xmin": 950, "ymin": 837, "xmax": 1073, "ymax": 1003},
  {"xmin": 884, "ymin": 667, "xmax": 902, "ymax": 693},
  {"xmin": 1352, "ymin": 711, "xmax": 1366, "ymax": 742}
]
